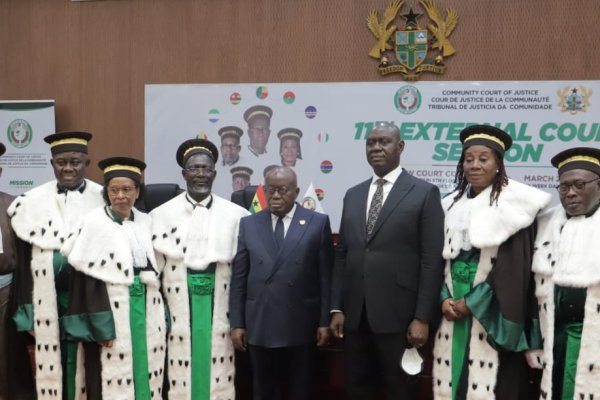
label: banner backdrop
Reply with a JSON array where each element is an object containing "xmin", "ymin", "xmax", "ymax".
[
  {"xmin": 0, "ymin": 101, "xmax": 56, "ymax": 195},
  {"xmin": 145, "ymin": 81, "xmax": 598, "ymax": 231}
]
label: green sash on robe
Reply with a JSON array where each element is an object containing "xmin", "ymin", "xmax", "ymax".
[
  {"xmin": 129, "ymin": 275, "xmax": 151, "ymax": 399},
  {"xmin": 553, "ymin": 286, "xmax": 586, "ymax": 400},
  {"xmin": 61, "ymin": 208, "xmax": 152, "ymax": 399},
  {"xmin": 188, "ymin": 264, "xmax": 216, "ymax": 400},
  {"xmin": 449, "ymin": 250, "xmax": 479, "ymax": 400},
  {"xmin": 54, "ymin": 250, "xmax": 77, "ymax": 400}
]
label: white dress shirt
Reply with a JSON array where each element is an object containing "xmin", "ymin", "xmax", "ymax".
[
  {"xmin": 270, "ymin": 204, "xmax": 297, "ymax": 237},
  {"xmin": 365, "ymin": 164, "xmax": 403, "ymax": 220}
]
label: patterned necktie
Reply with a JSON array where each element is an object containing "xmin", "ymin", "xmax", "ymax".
[
  {"xmin": 366, "ymin": 178, "xmax": 386, "ymax": 239},
  {"xmin": 274, "ymin": 217, "xmax": 285, "ymax": 249}
]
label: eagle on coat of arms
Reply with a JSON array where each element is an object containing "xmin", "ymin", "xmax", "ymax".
[{"xmin": 367, "ymin": 0, "xmax": 458, "ymax": 80}]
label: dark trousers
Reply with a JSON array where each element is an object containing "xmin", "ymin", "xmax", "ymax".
[
  {"xmin": 247, "ymin": 343, "xmax": 316, "ymax": 400},
  {"xmin": 344, "ymin": 305, "xmax": 414, "ymax": 400},
  {"xmin": 496, "ymin": 350, "xmax": 529, "ymax": 400},
  {"xmin": 82, "ymin": 342, "xmax": 102, "ymax": 400}
]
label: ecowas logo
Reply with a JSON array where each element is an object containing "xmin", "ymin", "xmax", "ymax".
[
  {"xmin": 301, "ymin": 196, "xmax": 317, "ymax": 211},
  {"xmin": 7, "ymin": 119, "xmax": 33, "ymax": 148},
  {"xmin": 394, "ymin": 85, "xmax": 422, "ymax": 114}
]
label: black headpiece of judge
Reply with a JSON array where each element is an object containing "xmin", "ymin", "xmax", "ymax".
[
  {"xmin": 176, "ymin": 139, "xmax": 219, "ymax": 167},
  {"xmin": 459, "ymin": 125, "xmax": 512, "ymax": 154},
  {"xmin": 44, "ymin": 131, "xmax": 92, "ymax": 155},
  {"xmin": 98, "ymin": 156, "xmax": 146, "ymax": 184},
  {"xmin": 551, "ymin": 147, "xmax": 600, "ymax": 177}
]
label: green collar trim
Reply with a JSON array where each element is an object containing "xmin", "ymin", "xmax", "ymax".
[{"xmin": 105, "ymin": 206, "xmax": 135, "ymax": 225}]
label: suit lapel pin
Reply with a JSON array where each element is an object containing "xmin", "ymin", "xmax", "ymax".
[{"xmin": 299, "ymin": 219, "xmax": 306, "ymax": 225}]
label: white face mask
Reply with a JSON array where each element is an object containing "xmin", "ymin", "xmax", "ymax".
[{"xmin": 400, "ymin": 347, "xmax": 423, "ymax": 375}]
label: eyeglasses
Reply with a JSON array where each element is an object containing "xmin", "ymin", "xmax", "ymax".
[
  {"xmin": 185, "ymin": 167, "xmax": 215, "ymax": 175},
  {"xmin": 265, "ymin": 186, "xmax": 293, "ymax": 195},
  {"xmin": 555, "ymin": 178, "xmax": 600, "ymax": 194},
  {"xmin": 107, "ymin": 186, "xmax": 136, "ymax": 196}
]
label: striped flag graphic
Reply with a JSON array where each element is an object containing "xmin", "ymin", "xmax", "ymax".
[{"xmin": 249, "ymin": 183, "xmax": 267, "ymax": 214}]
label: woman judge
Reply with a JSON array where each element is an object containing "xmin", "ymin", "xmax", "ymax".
[
  {"xmin": 529, "ymin": 147, "xmax": 600, "ymax": 400},
  {"xmin": 432, "ymin": 125, "xmax": 551, "ymax": 399},
  {"xmin": 277, "ymin": 128, "xmax": 302, "ymax": 167},
  {"xmin": 60, "ymin": 157, "xmax": 166, "ymax": 399}
]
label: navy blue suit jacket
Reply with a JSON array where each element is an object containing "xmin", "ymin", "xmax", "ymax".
[{"xmin": 229, "ymin": 205, "xmax": 334, "ymax": 348}]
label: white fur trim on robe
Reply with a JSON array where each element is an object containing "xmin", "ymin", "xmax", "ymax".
[
  {"xmin": 62, "ymin": 207, "xmax": 159, "ymax": 285},
  {"xmin": 433, "ymin": 180, "xmax": 550, "ymax": 400},
  {"xmin": 151, "ymin": 192, "xmax": 248, "ymax": 270},
  {"xmin": 442, "ymin": 179, "xmax": 551, "ymax": 259},
  {"xmin": 151, "ymin": 192, "xmax": 249, "ymax": 400},
  {"xmin": 31, "ymin": 247, "xmax": 64, "ymax": 399},
  {"xmin": 533, "ymin": 205, "xmax": 600, "ymax": 400},
  {"xmin": 8, "ymin": 180, "xmax": 104, "ymax": 249},
  {"xmin": 433, "ymin": 247, "xmax": 499, "ymax": 400},
  {"xmin": 8, "ymin": 180, "xmax": 104, "ymax": 400},
  {"xmin": 62, "ymin": 206, "xmax": 166, "ymax": 400}
]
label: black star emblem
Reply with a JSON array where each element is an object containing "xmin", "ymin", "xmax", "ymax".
[{"xmin": 401, "ymin": 8, "xmax": 422, "ymax": 29}]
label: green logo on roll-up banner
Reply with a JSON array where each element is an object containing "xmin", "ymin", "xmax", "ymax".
[
  {"xmin": 394, "ymin": 85, "xmax": 421, "ymax": 114},
  {"xmin": 7, "ymin": 119, "xmax": 33, "ymax": 148}
]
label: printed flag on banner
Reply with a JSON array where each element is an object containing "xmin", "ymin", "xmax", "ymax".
[
  {"xmin": 249, "ymin": 183, "xmax": 267, "ymax": 214},
  {"xmin": 301, "ymin": 182, "xmax": 325, "ymax": 214}
]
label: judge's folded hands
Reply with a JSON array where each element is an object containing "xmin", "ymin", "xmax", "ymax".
[
  {"xmin": 441, "ymin": 298, "xmax": 545, "ymax": 370},
  {"xmin": 442, "ymin": 298, "xmax": 471, "ymax": 321}
]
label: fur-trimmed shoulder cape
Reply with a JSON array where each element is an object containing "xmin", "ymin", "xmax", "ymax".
[
  {"xmin": 151, "ymin": 192, "xmax": 249, "ymax": 400},
  {"xmin": 62, "ymin": 206, "xmax": 159, "ymax": 285},
  {"xmin": 533, "ymin": 205, "xmax": 600, "ymax": 399},
  {"xmin": 441, "ymin": 179, "xmax": 551, "ymax": 257},
  {"xmin": 8, "ymin": 179, "xmax": 104, "ymax": 400},
  {"xmin": 8, "ymin": 179, "xmax": 104, "ymax": 249},
  {"xmin": 151, "ymin": 192, "xmax": 249, "ymax": 270},
  {"xmin": 61, "ymin": 206, "xmax": 166, "ymax": 400},
  {"xmin": 433, "ymin": 179, "xmax": 550, "ymax": 400}
]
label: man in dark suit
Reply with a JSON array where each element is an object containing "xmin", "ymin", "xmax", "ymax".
[
  {"xmin": 230, "ymin": 166, "xmax": 334, "ymax": 400},
  {"xmin": 330, "ymin": 122, "xmax": 444, "ymax": 400}
]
